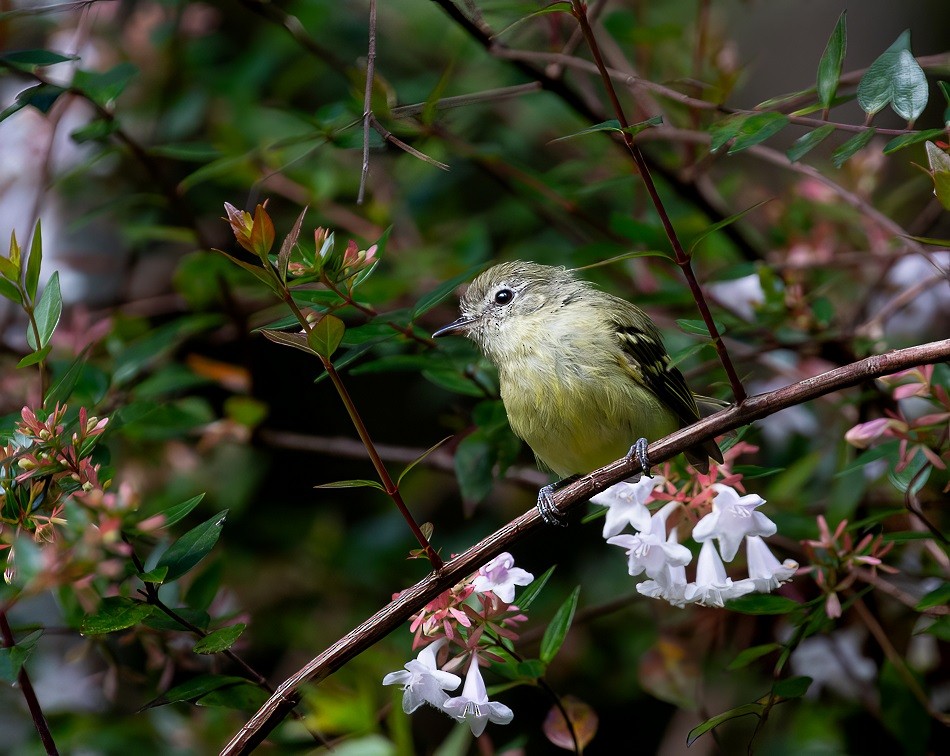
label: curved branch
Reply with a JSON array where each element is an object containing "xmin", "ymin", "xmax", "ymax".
[{"xmin": 221, "ymin": 337, "xmax": 950, "ymax": 754}]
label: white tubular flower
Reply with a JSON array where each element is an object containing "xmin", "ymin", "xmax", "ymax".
[
  {"xmin": 472, "ymin": 552, "xmax": 534, "ymax": 603},
  {"xmin": 442, "ymin": 656, "xmax": 514, "ymax": 736},
  {"xmin": 742, "ymin": 536, "xmax": 798, "ymax": 592},
  {"xmin": 590, "ymin": 475, "xmax": 665, "ymax": 538},
  {"xmin": 636, "ymin": 529, "xmax": 694, "ymax": 608},
  {"xmin": 684, "ymin": 541, "xmax": 755, "ymax": 608},
  {"xmin": 607, "ymin": 502, "xmax": 692, "ymax": 580},
  {"xmin": 382, "ymin": 638, "xmax": 461, "ymax": 713},
  {"xmin": 692, "ymin": 484, "xmax": 777, "ymax": 561}
]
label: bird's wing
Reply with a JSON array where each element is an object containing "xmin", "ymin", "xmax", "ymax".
[{"xmin": 610, "ymin": 308, "xmax": 702, "ymax": 427}]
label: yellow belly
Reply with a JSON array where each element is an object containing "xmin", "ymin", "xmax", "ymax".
[{"xmin": 499, "ymin": 359, "xmax": 679, "ymax": 478}]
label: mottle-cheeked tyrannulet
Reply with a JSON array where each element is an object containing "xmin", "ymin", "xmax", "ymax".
[{"xmin": 434, "ymin": 261, "xmax": 722, "ymax": 521}]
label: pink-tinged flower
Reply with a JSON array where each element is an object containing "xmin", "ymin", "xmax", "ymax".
[
  {"xmin": 844, "ymin": 417, "xmax": 907, "ymax": 448},
  {"xmin": 607, "ymin": 502, "xmax": 692, "ymax": 580},
  {"xmin": 442, "ymin": 656, "xmax": 514, "ymax": 736},
  {"xmin": 590, "ymin": 475, "xmax": 664, "ymax": 537},
  {"xmin": 692, "ymin": 484, "xmax": 776, "ymax": 562},
  {"xmin": 409, "ymin": 585, "xmax": 474, "ymax": 647},
  {"xmin": 740, "ymin": 536, "xmax": 798, "ymax": 593},
  {"xmin": 223, "ymin": 202, "xmax": 254, "ymax": 252},
  {"xmin": 471, "ymin": 552, "xmax": 533, "ymax": 604},
  {"xmin": 877, "ymin": 365, "xmax": 933, "ymax": 399},
  {"xmin": 382, "ymin": 638, "xmax": 461, "ymax": 713},
  {"xmin": 683, "ymin": 541, "xmax": 755, "ymax": 608}
]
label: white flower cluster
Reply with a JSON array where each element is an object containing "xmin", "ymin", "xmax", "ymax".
[
  {"xmin": 594, "ymin": 477, "xmax": 798, "ymax": 607},
  {"xmin": 382, "ymin": 553, "xmax": 531, "ymax": 736}
]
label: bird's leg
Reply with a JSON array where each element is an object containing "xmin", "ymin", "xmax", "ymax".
[
  {"xmin": 625, "ymin": 437, "xmax": 652, "ymax": 477},
  {"xmin": 537, "ymin": 475, "xmax": 581, "ymax": 526}
]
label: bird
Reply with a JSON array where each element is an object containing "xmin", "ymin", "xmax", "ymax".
[{"xmin": 433, "ymin": 261, "xmax": 723, "ymax": 523}]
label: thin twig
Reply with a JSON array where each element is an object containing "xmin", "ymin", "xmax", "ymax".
[
  {"xmin": 567, "ymin": 0, "xmax": 746, "ymax": 403},
  {"xmin": 358, "ymin": 0, "xmax": 377, "ymax": 205},
  {"xmin": 369, "ymin": 114, "xmax": 450, "ymax": 171},
  {"xmin": 221, "ymin": 338, "xmax": 950, "ymax": 754},
  {"xmin": 0, "ymin": 611, "xmax": 58, "ymax": 755}
]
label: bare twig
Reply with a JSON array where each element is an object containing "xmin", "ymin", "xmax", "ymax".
[
  {"xmin": 221, "ymin": 338, "xmax": 950, "ymax": 754},
  {"xmin": 358, "ymin": 0, "xmax": 377, "ymax": 204},
  {"xmin": 368, "ymin": 114, "xmax": 450, "ymax": 171}
]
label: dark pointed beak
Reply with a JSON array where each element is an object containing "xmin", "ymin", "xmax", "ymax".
[{"xmin": 432, "ymin": 316, "xmax": 475, "ymax": 338}]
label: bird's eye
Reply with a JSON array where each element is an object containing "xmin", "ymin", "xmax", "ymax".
[{"xmin": 494, "ymin": 288, "xmax": 514, "ymax": 305}]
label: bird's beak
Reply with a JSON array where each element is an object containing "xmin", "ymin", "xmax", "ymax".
[{"xmin": 432, "ymin": 316, "xmax": 475, "ymax": 338}]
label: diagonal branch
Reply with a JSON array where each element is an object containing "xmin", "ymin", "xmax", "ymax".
[{"xmin": 221, "ymin": 337, "xmax": 950, "ymax": 754}]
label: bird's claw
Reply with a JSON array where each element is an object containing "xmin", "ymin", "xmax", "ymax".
[
  {"xmin": 536, "ymin": 475, "xmax": 581, "ymax": 526},
  {"xmin": 626, "ymin": 437, "xmax": 652, "ymax": 477}
]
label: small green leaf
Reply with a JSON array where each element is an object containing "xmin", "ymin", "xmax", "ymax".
[
  {"xmin": 156, "ymin": 510, "xmax": 228, "ymax": 582},
  {"xmin": 138, "ymin": 566, "xmax": 168, "ymax": 584},
  {"xmin": 687, "ymin": 703, "xmax": 764, "ymax": 746},
  {"xmin": 675, "ymin": 318, "xmax": 726, "ymax": 337},
  {"xmin": 0, "ymin": 84, "xmax": 66, "ymax": 122},
  {"xmin": 0, "ymin": 276, "xmax": 21, "ymax": 304},
  {"xmin": 817, "ymin": 11, "xmax": 847, "ymax": 109},
  {"xmin": 249, "ymin": 204, "xmax": 275, "ymax": 260},
  {"xmin": 213, "ymin": 248, "xmax": 279, "ymax": 293},
  {"xmin": 689, "ymin": 199, "xmax": 770, "ymax": 254},
  {"xmin": 26, "ymin": 270, "xmax": 61, "ymax": 350},
  {"xmin": 727, "ymin": 643, "xmax": 781, "ymax": 671},
  {"xmin": 540, "ymin": 586, "xmax": 580, "ymax": 664},
  {"xmin": 709, "ymin": 114, "xmax": 748, "ymax": 153},
  {"xmin": 72, "ymin": 63, "xmax": 138, "ymax": 106},
  {"xmin": 159, "ymin": 493, "xmax": 206, "ymax": 530},
  {"xmin": 260, "ymin": 328, "xmax": 317, "ymax": 356},
  {"xmin": 0, "ymin": 254, "xmax": 17, "ymax": 282},
  {"xmin": 728, "ymin": 113, "xmax": 789, "ymax": 153},
  {"xmin": 831, "ymin": 128, "xmax": 876, "ymax": 167},
  {"xmin": 196, "ymin": 682, "xmax": 268, "ymax": 710},
  {"xmin": 307, "ymin": 314, "xmax": 345, "ymax": 359},
  {"xmin": 786, "ymin": 123, "xmax": 836, "ymax": 162},
  {"xmin": 773, "ymin": 675, "xmax": 812, "ymax": 699},
  {"xmin": 0, "ymin": 629, "xmax": 42, "ymax": 683},
  {"xmin": 413, "ymin": 264, "xmax": 485, "ymax": 320},
  {"xmin": 314, "ymin": 479, "xmax": 385, "ymax": 490},
  {"xmin": 915, "ymin": 582, "xmax": 950, "ymax": 611},
  {"xmin": 857, "ymin": 31, "xmax": 928, "ymax": 122},
  {"xmin": 193, "ymin": 624, "xmax": 247, "ymax": 654},
  {"xmin": 16, "ymin": 344, "xmax": 51, "ymax": 368},
  {"xmin": 1, "ymin": 49, "xmax": 76, "ymax": 69},
  {"xmin": 516, "ymin": 565, "xmax": 556, "ymax": 611},
  {"xmin": 142, "ymin": 674, "xmax": 247, "ymax": 708},
  {"xmin": 397, "ymin": 436, "xmax": 452, "ymax": 486},
  {"xmin": 549, "ymin": 119, "xmax": 621, "ymax": 143},
  {"xmin": 81, "ymin": 597, "xmax": 154, "ymax": 635},
  {"xmin": 882, "ymin": 128, "xmax": 947, "ymax": 154},
  {"xmin": 726, "ymin": 594, "xmax": 802, "ymax": 615}
]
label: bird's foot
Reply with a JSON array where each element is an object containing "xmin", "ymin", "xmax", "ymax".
[
  {"xmin": 625, "ymin": 437, "xmax": 652, "ymax": 478},
  {"xmin": 536, "ymin": 475, "xmax": 581, "ymax": 526}
]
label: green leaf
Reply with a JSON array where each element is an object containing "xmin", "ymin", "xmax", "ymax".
[
  {"xmin": 725, "ymin": 594, "xmax": 802, "ymax": 615},
  {"xmin": 728, "ymin": 113, "xmax": 789, "ymax": 153},
  {"xmin": 926, "ymin": 142, "xmax": 950, "ymax": 210},
  {"xmin": 16, "ymin": 344, "xmax": 51, "ymax": 368},
  {"xmin": 142, "ymin": 674, "xmax": 247, "ymax": 708},
  {"xmin": 0, "ymin": 276, "xmax": 21, "ymax": 304},
  {"xmin": 69, "ymin": 118, "xmax": 118, "ymax": 144},
  {"xmin": 831, "ymin": 128, "xmax": 876, "ymax": 168},
  {"xmin": 882, "ymin": 128, "xmax": 947, "ymax": 154},
  {"xmin": 689, "ymin": 199, "xmax": 770, "ymax": 254},
  {"xmin": 193, "ymin": 624, "xmax": 247, "ymax": 654},
  {"xmin": 314, "ymin": 479, "xmax": 385, "ymax": 490},
  {"xmin": 0, "ymin": 84, "xmax": 66, "ymax": 122},
  {"xmin": 548, "ymin": 119, "xmax": 621, "ymax": 143},
  {"xmin": 786, "ymin": 123, "xmax": 836, "ymax": 162},
  {"xmin": 1, "ymin": 49, "xmax": 76, "ymax": 70},
  {"xmin": 156, "ymin": 510, "xmax": 228, "ymax": 582},
  {"xmin": 516, "ymin": 565, "xmax": 555, "ymax": 611},
  {"xmin": 307, "ymin": 314, "xmax": 345, "ymax": 359},
  {"xmin": 915, "ymin": 582, "xmax": 950, "ymax": 611},
  {"xmin": 196, "ymin": 682, "xmax": 269, "ymax": 710},
  {"xmin": 249, "ymin": 204, "xmax": 275, "ymax": 259},
  {"xmin": 44, "ymin": 347, "xmax": 92, "ymax": 407},
  {"xmin": 540, "ymin": 586, "xmax": 580, "ymax": 664},
  {"xmin": 81, "ymin": 597, "xmax": 154, "ymax": 635},
  {"xmin": 72, "ymin": 63, "xmax": 138, "ymax": 106},
  {"xmin": 920, "ymin": 616, "xmax": 950, "ymax": 641},
  {"xmin": 213, "ymin": 248, "xmax": 279, "ymax": 293},
  {"xmin": 412, "ymin": 264, "xmax": 485, "ymax": 320},
  {"xmin": 687, "ymin": 703, "xmax": 764, "ymax": 746},
  {"xmin": 397, "ymin": 436, "xmax": 452, "ymax": 486},
  {"xmin": 0, "ymin": 629, "xmax": 41, "ymax": 684},
  {"xmin": 138, "ymin": 566, "xmax": 168, "ymax": 584},
  {"xmin": 259, "ymin": 328, "xmax": 317, "ymax": 356},
  {"xmin": 26, "ymin": 271, "xmax": 61, "ymax": 350},
  {"xmin": 888, "ymin": 448, "xmax": 930, "ymax": 494},
  {"xmin": 857, "ymin": 31, "xmax": 928, "ymax": 122},
  {"xmin": 773, "ymin": 675, "xmax": 812, "ymax": 699},
  {"xmin": 453, "ymin": 431, "xmax": 495, "ymax": 503},
  {"xmin": 676, "ymin": 318, "xmax": 726, "ymax": 337},
  {"xmin": 727, "ymin": 643, "xmax": 781, "ymax": 671},
  {"xmin": 158, "ymin": 493, "xmax": 206, "ymax": 530},
  {"xmin": 817, "ymin": 12, "xmax": 847, "ymax": 109},
  {"xmin": 709, "ymin": 114, "xmax": 747, "ymax": 153}
]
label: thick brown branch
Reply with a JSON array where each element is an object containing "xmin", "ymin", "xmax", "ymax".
[{"xmin": 221, "ymin": 338, "xmax": 950, "ymax": 754}]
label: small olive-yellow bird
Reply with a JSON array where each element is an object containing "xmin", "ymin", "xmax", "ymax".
[{"xmin": 434, "ymin": 261, "xmax": 722, "ymax": 522}]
